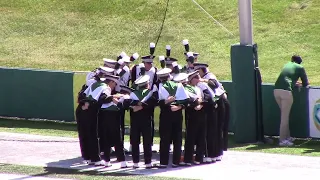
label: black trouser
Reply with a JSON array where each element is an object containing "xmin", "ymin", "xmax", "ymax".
[
  {"xmin": 222, "ymin": 96, "xmax": 230, "ymax": 151},
  {"xmin": 216, "ymin": 98, "xmax": 225, "ymax": 157},
  {"xmin": 99, "ymin": 110, "xmax": 125, "ymax": 162},
  {"xmin": 159, "ymin": 109, "xmax": 183, "ymax": 165},
  {"xmin": 184, "ymin": 107, "xmax": 206, "ymax": 163},
  {"xmin": 119, "ymin": 109, "xmax": 126, "ymax": 142},
  {"xmin": 75, "ymin": 103, "xmax": 101, "ymax": 162},
  {"xmin": 205, "ymin": 104, "xmax": 219, "ymax": 158},
  {"xmin": 150, "ymin": 107, "xmax": 155, "ymax": 145},
  {"xmin": 130, "ymin": 110, "xmax": 152, "ymax": 164},
  {"xmin": 184, "ymin": 109, "xmax": 189, "ymax": 139}
]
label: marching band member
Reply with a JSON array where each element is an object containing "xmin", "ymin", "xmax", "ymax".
[
  {"xmin": 158, "ymin": 55, "xmax": 166, "ymax": 70},
  {"xmin": 181, "ymin": 40, "xmax": 195, "ymax": 73},
  {"xmin": 163, "ymin": 45, "xmax": 182, "ymax": 78},
  {"xmin": 181, "ymin": 40, "xmax": 199, "ymax": 73},
  {"xmin": 129, "ymin": 52, "xmax": 140, "ymax": 69},
  {"xmin": 193, "ymin": 63, "xmax": 225, "ymax": 161},
  {"xmin": 131, "ymin": 43, "xmax": 157, "ymax": 88},
  {"xmin": 156, "ymin": 68, "xmax": 189, "ymax": 168},
  {"xmin": 131, "ymin": 43, "xmax": 158, "ymax": 149},
  {"xmin": 114, "ymin": 56, "xmax": 132, "ymax": 153},
  {"xmin": 85, "ymin": 67, "xmax": 115, "ymax": 159},
  {"xmin": 173, "ymin": 71, "xmax": 206, "ymax": 165},
  {"xmin": 98, "ymin": 74, "xmax": 128, "ymax": 168},
  {"xmin": 194, "ymin": 62, "xmax": 228, "ymax": 160},
  {"xmin": 115, "ymin": 57, "xmax": 131, "ymax": 87},
  {"xmin": 130, "ymin": 75, "xmax": 158, "ymax": 169},
  {"xmin": 77, "ymin": 74, "xmax": 115, "ymax": 166},
  {"xmin": 193, "ymin": 68, "xmax": 219, "ymax": 163}
]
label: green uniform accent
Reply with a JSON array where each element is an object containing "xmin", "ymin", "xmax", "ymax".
[
  {"xmin": 91, "ymin": 81, "xmax": 107, "ymax": 91},
  {"xmin": 184, "ymin": 84, "xmax": 196, "ymax": 95},
  {"xmin": 162, "ymin": 81, "xmax": 178, "ymax": 95},
  {"xmin": 274, "ymin": 61, "xmax": 309, "ymax": 91},
  {"xmin": 86, "ymin": 81, "xmax": 107, "ymax": 102},
  {"xmin": 162, "ymin": 81, "xmax": 188, "ymax": 105},
  {"xmin": 133, "ymin": 89, "xmax": 151, "ymax": 101}
]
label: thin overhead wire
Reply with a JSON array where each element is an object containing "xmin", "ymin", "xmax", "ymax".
[{"xmin": 191, "ymin": 0, "xmax": 235, "ymax": 37}]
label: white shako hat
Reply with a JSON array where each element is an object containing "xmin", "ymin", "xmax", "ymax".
[
  {"xmin": 134, "ymin": 75, "xmax": 150, "ymax": 87},
  {"xmin": 188, "ymin": 70, "xmax": 200, "ymax": 81},
  {"xmin": 193, "ymin": 62, "xmax": 209, "ymax": 70},
  {"xmin": 103, "ymin": 58, "xmax": 117, "ymax": 68},
  {"xmin": 100, "ymin": 74, "xmax": 120, "ymax": 84},
  {"xmin": 156, "ymin": 68, "xmax": 172, "ymax": 78},
  {"xmin": 99, "ymin": 66, "xmax": 115, "ymax": 75},
  {"xmin": 173, "ymin": 72, "xmax": 189, "ymax": 83}
]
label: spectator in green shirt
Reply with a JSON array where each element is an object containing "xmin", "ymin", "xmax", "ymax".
[{"xmin": 274, "ymin": 55, "xmax": 309, "ymax": 146}]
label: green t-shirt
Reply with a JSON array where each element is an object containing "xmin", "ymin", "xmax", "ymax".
[{"xmin": 274, "ymin": 61, "xmax": 309, "ymax": 91}]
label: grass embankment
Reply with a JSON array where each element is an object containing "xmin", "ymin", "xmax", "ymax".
[{"xmin": 1, "ymin": 0, "xmax": 320, "ymax": 84}]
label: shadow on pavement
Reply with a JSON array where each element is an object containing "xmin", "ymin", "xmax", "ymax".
[{"xmin": 44, "ymin": 153, "xmax": 203, "ymax": 178}]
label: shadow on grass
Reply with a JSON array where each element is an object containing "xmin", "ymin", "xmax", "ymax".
[{"xmin": 234, "ymin": 136, "xmax": 320, "ymax": 155}]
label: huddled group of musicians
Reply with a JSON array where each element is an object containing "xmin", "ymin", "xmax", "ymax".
[{"xmin": 76, "ymin": 40, "xmax": 230, "ymax": 169}]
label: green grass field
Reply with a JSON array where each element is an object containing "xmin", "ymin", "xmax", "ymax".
[{"xmin": 1, "ymin": 0, "xmax": 320, "ymax": 84}]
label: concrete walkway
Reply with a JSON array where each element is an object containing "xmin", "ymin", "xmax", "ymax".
[{"xmin": 1, "ymin": 132, "xmax": 320, "ymax": 180}]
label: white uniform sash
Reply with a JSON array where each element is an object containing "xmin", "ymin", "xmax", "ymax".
[
  {"xmin": 118, "ymin": 94, "xmax": 131, "ymax": 103},
  {"xmin": 203, "ymin": 73, "xmax": 225, "ymax": 96},
  {"xmin": 119, "ymin": 66, "xmax": 130, "ymax": 86},
  {"xmin": 158, "ymin": 82, "xmax": 189, "ymax": 101},
  {"xmin": 100, "ymin": 86, "xmax": 117, "ymax": 109},
  {"xmin": 197, "ymin": 82, "xmax": 216, "ymax": 99}
]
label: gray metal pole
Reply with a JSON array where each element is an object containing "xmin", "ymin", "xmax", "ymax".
[{"xmin": 238, "ymin": 0, "xmax": 254, "ymax": 45}]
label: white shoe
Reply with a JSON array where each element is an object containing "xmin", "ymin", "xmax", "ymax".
[
  {"xmin": 216, "ymin": 156, "xmax": 222, "ymax": 161},
  {"xmin": 193, "ymin": 161, "xmax": 200, "ymax": 165},
  {"xmin": 105, "ymin": 161, "xmax": 111, "ymax": 167},
  {"xmin": 120, "ymin": 161, "xmax": 128, "ymax": 168},
  {"xmin": 94, "ymin": 160, "xmax": 106, "ymax": 166},
  {"xmin": 279, "ymin": 140, "xmax": 294, "ymax": 146},
  {"xmin": 83, "ymin": 160, "xmax": 91, "ymax": 164},
  {"xmin": 287, "ymin": 137, "xmax": 295, "ymax": 142},
  {"xmin": 133, "ymin": 163, "xmax": 139, "ymax": 168},
  {"xmin": 203, "ymin": 157, "xmax": 211, "ymax": 163},
  {"xmin": 145, "ymin": 163, "xmax": 152, "ymax": 168},
  {"xmin": 211, "ymin": 157, "xmax": 217, "ymax": 162}
]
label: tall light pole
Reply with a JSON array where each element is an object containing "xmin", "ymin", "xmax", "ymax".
[
  {"xmin": 230, "ymin": 0, "xmax": 263, "ymax": 143},
  {"xmin": 238, "ymin": 0, "xmax": 254, "ymax": 45}
]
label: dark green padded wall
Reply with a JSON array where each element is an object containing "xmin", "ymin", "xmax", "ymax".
[{"xmin": 0, "ymin": 67, "xmax": 75, "ymax": 122}]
